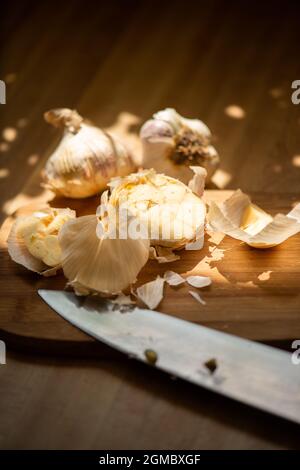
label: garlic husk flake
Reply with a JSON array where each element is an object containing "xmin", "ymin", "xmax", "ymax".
[
  {"xmin": 149, "ymin": 246, "xmax": 180, "ymax": 263},
  {"xmin": 163, "ymin": 270, "xmax": 185, "ymax": 286},
  {"xmin": 43, "ymin": 108, "xmax": 135, "ymax": 198},
  {"xmin": 136, "ymin": 276, "xmax": 165, "ymax": 310},
  {"xmin": 207, "ymin": 190, "xmax": 300, "ymax": 248},
  {"xmin": 188, "ymin": 166, "xmax": 207, "ymax": 197},
  {"xmin": 59, "ymin": 215, "xmax": 150, "ymax": 295},
  {"xmin": 186, "ymin": 275, "xmax": 212, "ymax": 288}
]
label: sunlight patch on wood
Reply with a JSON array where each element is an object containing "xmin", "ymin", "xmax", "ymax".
[
  {"xmin": 106, "ymin": 111, "xmax": 142, "ymax": 166},
  {"xmin": 27, "ymin": 154, "xmax": 39, "ymax": 166},
  {"xmin": 0, "ymin": 168, "xmax": 9, "ymax": 179},
  {"xmin": 2, "ymin": 127, "xmax": 17, "ymax": 143},
  {"xmin": 224, "ymin": 105, "xmax": 245, "ymax": 120},
  {"xmin": 292, "ymin": 155, "xmax": 300, "ymax": 168},
  {"xmin": 0, "ymin": 142, "xmax": 9, "ymax": 153},
  {"xmin": 269, "ymin": 87, "xmax": 284, "ymax": 99},
  {"xmin": 207, "ymin": 231, "xmax": 225, "ymax": 246},
  {"xmin": 211, "ymin": 169, "xmax": 232, "ymax": 188},
  {"xmin": 4, "ymin": 73, "xmax": 17, "ymax": 84},
  {"xmin": 272, "ymin": 164, "xmax": 282, "ymax": 173},
  {"xmin": 2, "ymin": 189, "xmax": 53, "ymax": 216},
  {"xmin": 258, "ymin": 270, "xmax": 272, "ymax": 281},
  {"xmin": 17, "ymin": 118, "xmax": 28, "ymax": 128},
  {"xmin": 236, "ymin": 281, "xmax": 257, "ymax": 289}
]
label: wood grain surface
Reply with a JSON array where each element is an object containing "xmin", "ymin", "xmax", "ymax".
[
  {"xmin": 1, "ymin": 190, "xmax": 300, "ymax": 351},
  {"xmin": 0, "ymin": 0, "xmax": 300, "ymax": 450}
]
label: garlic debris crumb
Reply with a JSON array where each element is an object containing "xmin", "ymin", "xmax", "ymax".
[
  {"xmin": 186, "ymin": 275, "xmax": 212, "ymax": 288},
  {"xmin": 163, "ymin": 270, "xmax": 185, "ymax": 286},
  {"xmin": 189, "ymin": 290, "xmax": 206, "ymax": 305},
  {"xmin": 149, "ymin": 246, "xmax": 180, "ymax": 263}
]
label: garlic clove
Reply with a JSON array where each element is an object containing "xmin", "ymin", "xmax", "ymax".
[
  {"xmin": 207, "ymin": 190, "xmax": 300, "ymax": 248},
  {"xmin": 43, "ymin": 108, "xmax": 135, "ymax": 199},
  {"xmin": 59, "ymin": 215, "xmax": 150, "ymax": 295},
  {"xmin": 140, "ymin": 119, "xmax": 174, "ymax": 144},
  {"xmin": 140, "ymin": 108, "xmax": 219, "ymax": 184},
  {"xmin": 7, "ymin": 207, "xmax": 75, "ymax": 275},
  {"xmin": 153, "ymin": 108, "xmax": 183, "ymax": 133}
]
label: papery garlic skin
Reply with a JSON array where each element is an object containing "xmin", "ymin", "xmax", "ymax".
[
  {"xmin": 59, "ymin": 215, "xmax": 150, "ymax": 295},
  {"xmin": 7, "ymin": 207, "xmax": 76, "ymax": 273},
  {"xmin": 43, "ymin": 108, "xmax": 135, "ymax": 199},
  {"xmin": 107, "ymin": 169, "xmax": 206, "ymax": 250},
  {"xmin": 140, "ymin": 108, "xmax": 219, "ymax": 184},
  {"xmin": 207, "ymin": 190, "xmax": 300, "ymax": 249}
]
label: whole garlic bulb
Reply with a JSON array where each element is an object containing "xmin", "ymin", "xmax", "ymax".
[
  {"xmin": 7, "ymin": 207, "xmax": 76, "ymax": 275},
  {"xmin": 42, "ymin": 108, "xmax": 135, "ymax": 198},
  {"xmin": 107, "ymin": 168, "xmax": 206, "ymax": 250},
  {"xmin": 140, "ymin": 108, "xmax": 219, "ymax": 184}
]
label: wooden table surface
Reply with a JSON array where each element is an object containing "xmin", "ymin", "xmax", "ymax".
[{"xmin": 1, "ymin": 0, "xmax": 300, "ymax": 449}]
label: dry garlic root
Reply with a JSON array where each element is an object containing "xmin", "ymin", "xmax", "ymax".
[
  {"xmin": 7, "ymin": 207, "xmax": 76, "ymax": 275},
  {"xmin": 140, "ymin": 108, "xmax": 219, "ymax": 184},
  {"xmin": 42, "ymin": 108, "xmax": 135, "ymax": 199}
]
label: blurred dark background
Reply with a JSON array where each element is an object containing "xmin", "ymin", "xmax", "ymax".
[
  {"xmin": 0, "ymin": 0, "xmax": 300, "ymax": 450},
  {"xmin": 1, "ymin": 0, "xmax": 300, "ymax": 217}
]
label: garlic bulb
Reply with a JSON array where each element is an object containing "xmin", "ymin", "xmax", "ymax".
[
  {"xmin": 140, "ymin": 108, "xmax": 219, "ymax": 184},
  {"xmin": 7, "ymin": 207, "xmax": 76, "ymax": 274},
  {"xmin": 59, "ymin": 215, "xmax": 150, "ymax": 295},
  {"xmin": 107, "ymin": 168, "xmax": 206, "ymax": 250},
  {"xmin": 43, "ymin": 108, "xmax": 135, "ymax": 198}
]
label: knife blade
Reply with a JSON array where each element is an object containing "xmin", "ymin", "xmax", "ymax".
[{"xmin": 38, "ymin": 289, "xmax": 300, "ymax": 425}]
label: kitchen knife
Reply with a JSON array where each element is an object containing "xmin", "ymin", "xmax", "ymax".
[{"xmin": 38, "ymin": 289, "xmax": 300, "ymax": 425}]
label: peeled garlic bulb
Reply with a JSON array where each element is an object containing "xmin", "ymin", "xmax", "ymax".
[
  {"xmin": 43, "ymin": 108, "xmax": 135, "ymax": 198},
  {"xmin": 59, "ymin": 215, "xmax": 150, "ymax": 295},
  {"xmin": 7, "ymin": 207, "xmax": 75, "ymax": 274},
  {"xmin": 140, "ymin": 108, "xmax": 219, "ymax": 184},
  {"xmin": 107, "ymin": 168, "xmax": 206, "ymax": 250}
]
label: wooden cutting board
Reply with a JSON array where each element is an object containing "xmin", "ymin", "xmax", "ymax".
[{"xmin": 0, "ymin": 190, "xmax": 299, "ymax": 356}]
